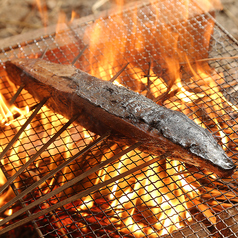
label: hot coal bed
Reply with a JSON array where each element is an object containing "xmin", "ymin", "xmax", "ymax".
[{"xmin": 0, "ymin": 0, "xmax": 238, "ymax": 237}]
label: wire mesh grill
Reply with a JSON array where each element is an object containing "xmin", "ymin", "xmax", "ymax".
[{"xmin": 0, "ymin": 0, "xmax": 238, "ymax": 237}]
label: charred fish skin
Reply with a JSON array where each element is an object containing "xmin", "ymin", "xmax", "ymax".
[
  {"xmin": 101, "ymin": 88, "xmax": 235, "ymax": 177},
  {"xmin": 5, "ymin": 58, "xmax": 236, "ymax": 178}
]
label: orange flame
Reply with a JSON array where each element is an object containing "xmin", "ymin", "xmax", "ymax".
[
  {"xmin": 2, "ymin": 0, "xmax": 236, "ymax": 236},
  {"xmin": 35, "ymin": 0, "xmax": 48, "ymax": 28},
  {"xmin": 80, "ymin": 0, "xmax": 226, "ymax": 235},
  {"xmin": 0, "ymin": 93, "xmax": 29, "ymax": 126}
]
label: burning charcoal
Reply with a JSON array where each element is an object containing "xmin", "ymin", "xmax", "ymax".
[{"xmin": 5, "ymin": 58, "xmax": 236, "ymax": 177}]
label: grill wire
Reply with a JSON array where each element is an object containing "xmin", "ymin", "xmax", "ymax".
[{"xmin": 0, "ymin": 0, "xmax": 238, "ymax": 237}]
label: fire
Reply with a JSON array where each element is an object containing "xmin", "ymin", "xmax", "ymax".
[
  {"xmin": 1, "ymin": 0, "xmax": 238, "ymax": 236},
  {"xmin": 0, "ymin": 93, "xmax": 15, "ymax": 126},
  {"xmin": 0, "ymin": 72, "xmax": 92, "ymax": 220},
  {"xmin": 76, "ymin": 148, "xmax": 211, "ymax": 236},
  {"xmin": 35, "ymin": 0, "xmax": 48, "ymax": 28},
  {"xmin": 77, "ymin": 0, "xmax": 233, "ymax": 236},
  {"xmin": 0, "ymin": 93, "xmax": 29, "ymax": 126}
]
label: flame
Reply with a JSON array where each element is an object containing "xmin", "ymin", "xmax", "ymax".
[
  {"xmin": 69, "ymin": 11, "xmax": 77, "ymax": 24},
  {"xmin": 35, "ymin": 0, "xmax": 48, "ymax": 28},
  {"xmin": 0, "ymin": 93, "xmax": 29, "ymax": 126},
  {"xmin": 77, "ymin": 150, "xmax": 204, "ymax": 236},
  {"xmin": 0, "ymin": 71, "xmax": 92, "ymax": 220},
  {"xmin": 0, "ymin": 94, "xmax": 14, "ymax": 126},
  {"xmin": 55, "ymin": 11, "xmax": 68, "ymax": 44},
  {"xmin": 79, "ymin": 0, "xmax": 227, "ymax": 236},
  {"xmin": 2, "ymin": 0, "xmax": 238, "ymax": 236}
]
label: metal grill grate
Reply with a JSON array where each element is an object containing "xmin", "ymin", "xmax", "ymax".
[{"xmin": 0, "ymin": 0, "xmax": 238, "ymax": 237}]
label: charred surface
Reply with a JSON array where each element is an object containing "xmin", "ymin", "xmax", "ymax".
[{"xmin": 5, "ymin": 58, "xmax": 236, "ymax": 177}]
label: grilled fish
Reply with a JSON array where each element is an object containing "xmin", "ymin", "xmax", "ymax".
[{"xmin": 5, "ymin": 58, "xmax": 236, "ymax": 177}]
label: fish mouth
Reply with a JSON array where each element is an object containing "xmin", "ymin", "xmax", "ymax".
[
  {"xmin": 185, "ymin": 134, "xmax": 236, "ymax": 178},
  {"xmin": 189, "ymin": 146, "xmax": 236, "ymax": 178},
  {"xmin": 209, "ymin": 154, "xmax": 236, "ymax": 178},
  {"xmin": 211, "ymin": 161, "xmax": 236, "ymax": 178}
]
